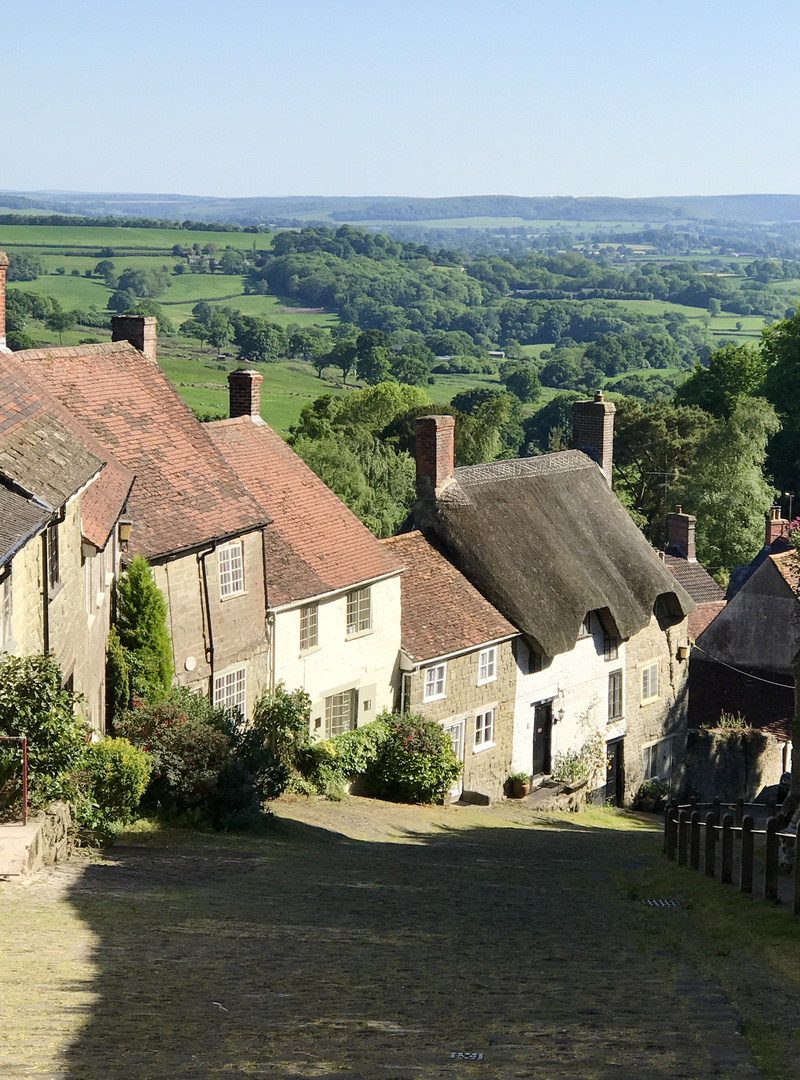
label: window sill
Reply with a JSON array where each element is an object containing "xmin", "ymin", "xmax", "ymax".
[
  {"xmin": 476, "ymin": 676, "xmax": 497, "ymax": 687},
  {"xmin": 473, "ymin": 740, "xmax": 495, "ymax": 754},
  {"xmin": 220, "ymin": 590, "xmax": 247, "ymax": 602},
  {"xmin": 47, "ymin": 582, "xmax": 64, "ymax": 602},
  {"xmin": 345, "ymin": 628, "xmax": 373, "ymax": 641},
  {"xmin": 423, "ymin": 693, "xmax": 446, "ymax": 704},
  {"xmin": 607, "ymin": 716, "xmax": 623, "ymax": 725},
  {"xmin": 299, "ymin": 644, "xmax": 321, "ymax": 658},
  {"xmin": 640, "ymin": 696, "xmax": 660, "ymax": 707}
]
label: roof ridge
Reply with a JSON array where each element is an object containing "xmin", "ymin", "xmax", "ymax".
[{"xmin": 11, "ymin": 340, "xmax": 135, "ymax": 362}]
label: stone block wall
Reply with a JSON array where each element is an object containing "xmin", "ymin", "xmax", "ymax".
[
  {"xmin": 410, "ymin": 641, "xmax": 516, "ymax": 799},
  {"xmin": 681, "ymin": 727, "xmax": 786, "ymax": 802}
]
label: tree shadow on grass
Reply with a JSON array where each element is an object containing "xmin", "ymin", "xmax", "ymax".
[{"xmin": 56, "ymin": 808, "xmax": 737, "ymax": 1080}]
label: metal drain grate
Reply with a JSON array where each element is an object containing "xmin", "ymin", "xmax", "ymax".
[{"xmin": 641, "ymin": 898, "xmax": 684, "ymax": 908}]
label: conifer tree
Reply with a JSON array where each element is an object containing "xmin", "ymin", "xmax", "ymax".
[{"xmin": 115, "ymin": 555, "xmax": 173, "ymax": 703}]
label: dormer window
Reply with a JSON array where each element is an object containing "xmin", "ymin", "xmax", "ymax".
[{"xmin": 579, "ymin": 612, "xmax": 592, "ymax": 638}]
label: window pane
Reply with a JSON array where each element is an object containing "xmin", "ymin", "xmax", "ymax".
[
  {"xmin": 475, "ymin": 709, "xmax": 494, "ymax": 746},
  {"xmin": 478, "ymin": 648, "xmax": 496, "ymax": 682},
  {"xmin": 347, "ymin": 587, "xmax": 371, "ymax": 634},
  {"xmin": 608, "ymin": 671, "xmax": 622, "ymax": 720},
  {"xmin": 325, "ymin": 689, "xmax": 356, "ymax": 736},
  {"xmin": 214, "ymin": 667, "xmax": 247, "ymax": 716},
  {"xmin": 219, "ymin": 542, "xmax": 244, "ymax": 598},
  {"xmin": 300, "ymin": 604, "xmax": 318, "ymax": 650}
]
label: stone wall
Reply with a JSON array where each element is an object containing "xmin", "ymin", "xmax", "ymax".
[
  {"xmin": 410, "ymin": 641, "xmax": 516, "ymax": 800},
  {"xmin": 152, "ymin": 531, "xmax": 270, "ymax": 718},
  {"xmin": 681, "ymin": 727, "xmax": 787, "ymax": 802}
]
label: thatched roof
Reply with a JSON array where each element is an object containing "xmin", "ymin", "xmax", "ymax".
[{"xmin": 413, "ymin": 450, "xmax": 694, "ymax": 657}]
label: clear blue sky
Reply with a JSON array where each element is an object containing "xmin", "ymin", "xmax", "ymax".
[{"xmin": 5, "ymin": 0, "xmax": 800, "ymax": 200}]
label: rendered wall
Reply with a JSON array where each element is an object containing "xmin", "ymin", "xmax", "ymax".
[{"xmin": 272, "ymin": 574, "xmax": 402, "ymax": 733}]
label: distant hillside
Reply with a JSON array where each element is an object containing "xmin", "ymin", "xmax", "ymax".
[{"xmin": 4, "ymin": 191, "xmax": 800, "ymax": 227}]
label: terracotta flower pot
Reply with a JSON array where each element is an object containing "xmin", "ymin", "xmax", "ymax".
[{"xmin": 511, "ymin": 780, "xmax": 531, "ymax": 799}]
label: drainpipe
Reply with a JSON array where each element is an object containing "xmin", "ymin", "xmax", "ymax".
[
  {"xmin": 197, "ymin": 545, "xmax": 216, "ymax": 698},
  {"xmin": 261, "ymin": 528, "xmax": 275, "ymax": 691},
  {"xmin": 41, "ymin": 530, "xmax": 50, "ymax": 654}
]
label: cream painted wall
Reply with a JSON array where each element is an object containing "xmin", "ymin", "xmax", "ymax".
[
  {"xmin": 511, "ymin": 614, "xmax": 626, "ymax": 784},
  {"xmin": 272, "ymin": 574, "xmax": 402, "ymax": 736}
]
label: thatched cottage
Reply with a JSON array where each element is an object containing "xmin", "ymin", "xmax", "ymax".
[{"xmin": 408, "ymin": 397, "xmax": 695, "ymax": 805}]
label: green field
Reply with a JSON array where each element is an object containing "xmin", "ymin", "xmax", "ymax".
[{"xmin": 0, "ymin": 223, "xmax": 269, "ymax": 252}]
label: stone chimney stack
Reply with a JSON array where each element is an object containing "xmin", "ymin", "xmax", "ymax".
[
  {"xmin": 414, "ymin": 415, "xmax": 456, "ymax": 500},
  {"xmin": 0, "ymin": 251, "xmax": 9, "ymax": 352},
  {"xmin": 665, "ymin": 505, "xmax": 696, "ymax": 561},
  {"xmin": 228, "ymin": 369, "xmax": 263, "ymax": 419},
  {"xmin": 572, "ymin": 390, "xmax": 616, "ymax": 486},
  {"xmin": 765, "ymin": 505, "xmax": 789, "ymax": 547},
  {"xmin": 111, "ymin": 314, "xmax": 157, "ymax": 363}
]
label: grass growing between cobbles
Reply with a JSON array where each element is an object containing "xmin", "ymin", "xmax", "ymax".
[{"xmin": 1, "ymin": 799, "xmax": 792, "ymax": 1079}]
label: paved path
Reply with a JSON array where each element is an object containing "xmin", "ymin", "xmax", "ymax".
[{"xmin": 0, "ymin": 798, "xmax": 788, "ymax": 1079}]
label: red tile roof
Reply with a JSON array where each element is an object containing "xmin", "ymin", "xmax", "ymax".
[
  {"xmin": 772, "ymin": 550, "xmax": 800, "ymax": 594},
  {"xmin": 207, "ymin": 417, "xmax": 401, "ymax": 606},
  {"xmin": 13, "ymin": 343, "xmax": 269, "ymax": 558},
  {"xmin": 381, "ymin": 531, "xmax": 517, "ymax": 663},
  {"xmin": 0, "ymin": 350, "xmax": 133, "ymax": 548}
]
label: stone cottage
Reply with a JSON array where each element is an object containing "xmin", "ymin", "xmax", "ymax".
[{"xmin": 381, "ymin": 530, "xmax": 518, "ymax": 801}]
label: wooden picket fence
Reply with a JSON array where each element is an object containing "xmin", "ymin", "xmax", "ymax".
[{"xmin": 664, "ymin": 797, "xmax": 800, "ymax": 914}]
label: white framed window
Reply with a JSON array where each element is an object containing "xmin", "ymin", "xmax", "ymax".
[
  {"xmin": 642, "ymin": 737, "xmax": 672, "ymax": 782},
  {"xmin": 213, "ymin": 665, "xmax": 247, "ymax": 717},
  {"xmin": 423, "ymin": 663, "xmax": 447, "ymax": 702},
  {"xmin": 608, "ymin": 670, "xmax": 623, "ymax": 721},
  {"xmin": 603, "ymin": 635, "xmax": 619, "ymax": 661},
  {"xmin": 474, "ymin": 709, "xmax": 495, "ymax": 750},
  {"xmin": 346, "ymin": 586, "xmax": 371, "ymax": 635},
  {"xmin": 325, "ymin": 688, "xmax": 356, "ymax": 737},
  {"xmin": 477, "ymin": 647, "xmax": 497, "ymax": 685},
  {"xmin": 218, "ymin": 541, "xmax": 245, "ymax": 599},
  {"xmin": 0, "ymin": 571, "xmax": 12, "ymax": 651},
  {"xmin": 300, "ymin": 603, "xmax": 318, "ymax": 651},
  {"xmin": 641, "ymin": 661, "xmax": 659, "ymax": 702},
  {"xmin": 579, "ymin": 612, "xmax": 592, "ymax": 638}
]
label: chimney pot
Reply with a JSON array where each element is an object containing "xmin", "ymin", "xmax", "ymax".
[
  {"xmin": 228, "ymin": 369, "xmax": 263, "ymax": 419},
  {"xmin": 414, "ymin": 414, "xmax": 455, "ymax": 500},
  {"xmin": 765, "ymin": 505, "xmax": 789, "ymax": 547},
  {"xmin": 111, "ymin": 314, "xmax": 157, "ymax": 363},
  {"xmin": 571, "ymin": 390, "xmax": 615, "ymax": 486}
]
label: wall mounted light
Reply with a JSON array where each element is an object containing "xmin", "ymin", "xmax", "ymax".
[
  {"xmin": 118, "ymin": 519, "xmax": 133, "ymax": 551},
  {"xmin": 677, "ymin": 644, "xmax": 690, "ymax": 661}
]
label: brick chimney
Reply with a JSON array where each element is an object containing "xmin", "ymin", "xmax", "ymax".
[
  {"xmin": 228, "ymin": 369, "xmax": 263, "ymax": 419},
  {"xmin": 765, "ymin": 505, "xmax": 789, "ymax": 547},
  {"xmin": 111, "ymin": 314, "xmax": 157, "ymax": 363},
  {"xmin": 665, "ymin": 505, "xmax": 696, "ymax": 560},
  {"xmin": 414, "ymin": 415, "xmax": 455, "ymax": 500},
  {"xmin": 572, "ymin": 390, "xmax": 615, "ymax": 486},
  {"xmin": 0, "ymin": 251, "xmax": 9, "ymax": 352}
]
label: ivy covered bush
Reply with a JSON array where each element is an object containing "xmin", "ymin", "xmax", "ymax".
[
  {"xmin": 298, "ymin": 717, "xmax": 390, "ymax": 798},
  {"xmin": 365, "ymin": 712, "xmax": 462, "ymax": 805}
]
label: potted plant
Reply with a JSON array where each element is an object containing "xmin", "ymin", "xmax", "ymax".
[
  {"xmin": 634, "ymin": 779, "xmax": 670, "ymax": 812},
  {"xmin": 509, "ymin": 771, "xmax": 531, "ymax": 799}
]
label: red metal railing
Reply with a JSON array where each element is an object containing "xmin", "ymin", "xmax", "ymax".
[{"xmin": 0, "ymin": 737, "xmax": 28, "ymax": 825}]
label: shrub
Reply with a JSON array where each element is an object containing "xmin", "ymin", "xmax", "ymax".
[
  {"xmin": 210, "ymin": 760, "xmax": 271, "ymax": 833},
  {"xmin": 115, "ymin": 555, "xmax": 173, "ymax": 703},
  {"xmin": 366, "ymin": 712, "xmax": 461, "ymax": 804},
  {"xmin": 550, "ymin": 733, "xmax": 606, "ymax": 788},
  {"xmin": 251, "ymin": 683, "xmax": 312, "ymax": 770},
  {"xmin": 75, "ymin": 737, "xmax": 151, "ymax": 836},
  {"xmin": 299, "ymin": 718, "xmax": 390, "ymax": 797},
  {"xmin": 114, "ymin": 698, "xmax": 231, "ymax": 814},
  {"xmin": 0, "ymin": 654, "xmax": 87, "ymax": 816}
]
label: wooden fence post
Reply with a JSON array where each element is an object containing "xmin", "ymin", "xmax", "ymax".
[
  {"xmin": 721, "ymin": 815, "xmax": 734, "ymax": 884},
  {"xmin": 705, "ymin": 812, "xmax": 716, "ymax": 877},
  {"xmin": 666, "ymin": 806, "xmax": 678, "ymax": 862},
  {"xmin": 794, "ymin": 821, "xmax": 800, "ymax": 918},
  {"xmin": 712, "ymin": 797, "xmax": 721, "ymax": 825},
  {"xmin": 740, "ymin": 816, "xmax": 754, "ymax": 895},
  {"xmin": 736, "ymin": 798, "xmax": 744, "ymax": 827},
  {"xmin": 690, "ymin": 811, "xmax": 701, "ymax": 871},
  {"xmin": 664, "ymin": 800, "xmax": 676, "ymax": 854},
  {"xmin": 678, "ymin": 810, "xmax": 689, "ymax": 867},
  {"xmin": 765, "ymin": 817, "xmax": 780, "ymax": 903}
]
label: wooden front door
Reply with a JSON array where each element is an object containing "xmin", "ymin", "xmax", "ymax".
[
  {"xmin": 605, "ymin": 738, "xmax": 624, "ymax": 806},
  {"xmin": 532, "ymin": 701, "xmax": 552, "ymax": 776}
]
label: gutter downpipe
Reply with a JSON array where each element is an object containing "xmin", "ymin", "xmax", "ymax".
[
  {"xmin": 197, "ymin": 545, "xmax": 216, "ymax": 699},
  {"xmin": 261, "ymin": 528, "xmax": 276, "ymax": 692}
]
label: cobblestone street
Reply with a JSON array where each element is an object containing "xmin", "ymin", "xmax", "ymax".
[{"xmin": 1, "ymin": 798, "xmax": 795, "ymax": 1079}]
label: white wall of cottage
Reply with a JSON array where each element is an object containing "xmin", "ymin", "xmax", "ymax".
[{"xmin": 272, "ymin": 574, "xmax": 402, "ymax": 737}]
